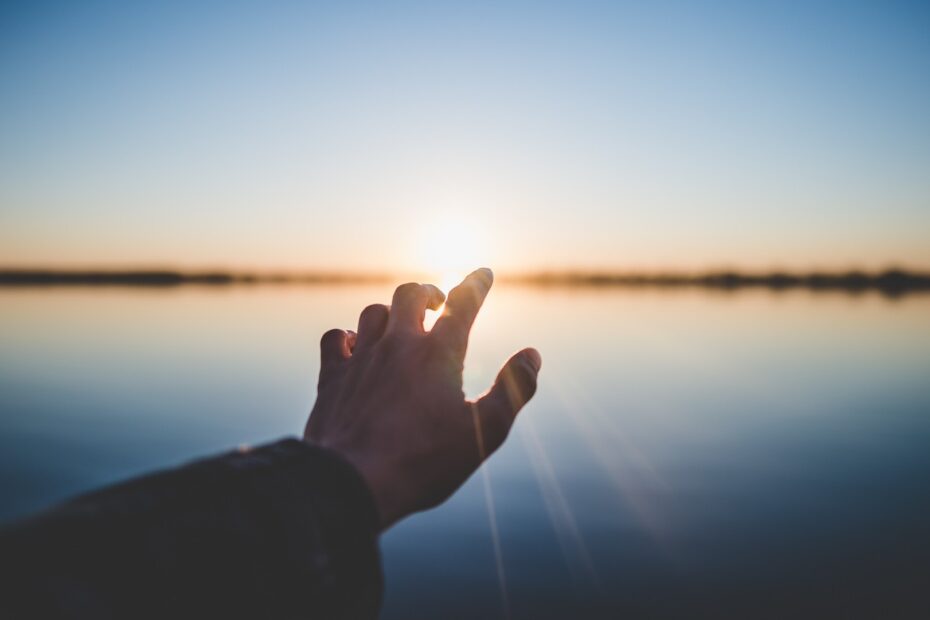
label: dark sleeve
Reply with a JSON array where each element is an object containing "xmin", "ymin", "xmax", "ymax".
[{"xmin": 0, "ymin": 438, "xmax": 383, "ymax": 620}]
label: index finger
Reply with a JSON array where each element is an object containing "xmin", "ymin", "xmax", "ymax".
[{"xmin": 431, "ymin": 267, "xmax": 493, "ymax": 356}]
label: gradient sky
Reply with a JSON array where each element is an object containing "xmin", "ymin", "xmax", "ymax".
[{"xmin": 1, "ymin": 0, "xmax": 929, "ymax": 273}]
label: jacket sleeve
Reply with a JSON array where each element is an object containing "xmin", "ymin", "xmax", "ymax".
[{"xmin": 0, "ymin": 438, "xmax": 383, "ymax": 620}]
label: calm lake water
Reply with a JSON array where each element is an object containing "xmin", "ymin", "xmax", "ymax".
[{"xmin": 1, "ymin": 285, "xmax": 929, "ymax": 617}]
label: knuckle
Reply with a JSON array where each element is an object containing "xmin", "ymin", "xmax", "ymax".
[
  {"xmin": 359, "ymin": 303, "xmax": 388, "ymax": 320},
  {"xmin": 394, "ymin": 282, "xmax": 424, "ymax": 300},
  {"xmin": 423, "ymin": 284, "xmax": 446, "ymax": 307},
  {"xmin": 320, "ymin": 328, "xmax": 345, "ymax": 347},
  {"xmin": 368, "ymin": 302, "xmax": 390, "ymax": 313}
]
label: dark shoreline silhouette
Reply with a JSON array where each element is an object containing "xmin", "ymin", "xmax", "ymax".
[
  {"xmin": 503, "ymin": 269, "xmax": 930, "ymax": 297},
  {"xmin": 2, "ymin": 268, "xmax": 929, "ymax": 296},
  {"xmin": 0, "ymin": 270, "xmax": 392, "ymax": 287}
]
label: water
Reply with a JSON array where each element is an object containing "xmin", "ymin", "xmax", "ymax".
[{"xmin": 1, "ymin": 285, "xmax": 929, "ymax": 617}]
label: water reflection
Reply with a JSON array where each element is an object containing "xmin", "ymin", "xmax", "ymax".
[{"xmin": 1, "ymin": 286, "xmax": 929, "ymax": 617}]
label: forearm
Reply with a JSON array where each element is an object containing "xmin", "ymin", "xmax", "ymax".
[{"xmin": 0, "ymin": 439, "xmax": 382, "ymax": 619}]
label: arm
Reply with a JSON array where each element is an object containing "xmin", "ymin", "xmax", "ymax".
[
  {"xmin": 1, "ymin": 440, "xmax": 382, "ymax": 619},
  {"xmin": 1, "ymin": 268, "xmax": 540, "ymax": 618}
]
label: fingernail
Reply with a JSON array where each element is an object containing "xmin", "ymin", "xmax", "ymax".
[
  {"xmin": 523, "ymin": 348, "xmax": 542, "ymax": 372},
  {"xmin": 474, "ymin": 267, "xmax": 494, "ymax": 284}
]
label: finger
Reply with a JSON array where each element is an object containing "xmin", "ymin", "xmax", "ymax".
[
  {"xmin": 320, "ymin": 328, "xmax": 351, "ymax": 366},
  {"xmin": 431, "ymin": 268, "xmax": 493, "ymax": 354},
  {"xmin": 356, "ymin": 304, "xmax": 389, "ymax": 350},
  {"xmin": 474, "ymin": 348, "xmax": 541, "ymax": 457},
  {"xmin": 387, "ymin": 282, "xmax": 445, "ymax": 333}
]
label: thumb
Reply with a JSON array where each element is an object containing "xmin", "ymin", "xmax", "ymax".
[{"xmin": 474, "ymin": 348, "xmax": 541, "ymax": 458}]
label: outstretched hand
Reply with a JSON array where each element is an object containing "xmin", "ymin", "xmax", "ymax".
[{"xmin": 304, "ymin": 268, "xmax": 541, "ymax": 530}]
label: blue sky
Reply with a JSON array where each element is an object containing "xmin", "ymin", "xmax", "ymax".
[{"xmin": 1, "ymin": 0, "xmax": 929, "ymax": 272}]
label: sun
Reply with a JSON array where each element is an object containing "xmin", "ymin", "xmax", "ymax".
[{"xmin": 416, "ymin": 215, "xmax": 490, "ymax": 292}]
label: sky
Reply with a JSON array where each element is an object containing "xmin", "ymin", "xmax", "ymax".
[{"xmin": 1, "ymin": 0, "xmax": 929, "ymax": 274}]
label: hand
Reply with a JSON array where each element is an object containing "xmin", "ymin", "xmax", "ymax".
[{"xmin": 304, "ymin": 268, "xmax": 541, "ymax": 531}]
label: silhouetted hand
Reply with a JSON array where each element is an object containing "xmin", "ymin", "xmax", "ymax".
[{"xmin": 304, "ymin": 268, "xmax": 541, "ymax": 530}]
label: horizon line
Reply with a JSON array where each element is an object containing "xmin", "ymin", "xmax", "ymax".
[{"xmin": 1, "ymin": 267, "xmax": 929, "ymax": 297}]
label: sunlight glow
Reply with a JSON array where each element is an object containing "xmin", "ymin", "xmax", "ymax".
[{"xmin": 415, "ymin": 215, "xmax": 490, "ymax": 292}]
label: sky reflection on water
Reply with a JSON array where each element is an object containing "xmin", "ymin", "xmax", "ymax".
[{"xmin": 1, "ymin": 286, "xmax": 929, "ymax": 617}]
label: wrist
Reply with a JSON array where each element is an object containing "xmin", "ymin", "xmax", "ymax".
[{"xmin": 304, "ymin": 439, "xmax": 400, "ymax": 531}]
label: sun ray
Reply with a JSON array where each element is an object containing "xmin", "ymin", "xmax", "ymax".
[
  {"xmin": 471, "ymin": 403, "xmax": 511, "ymax": 619},
  {"xmin": 521, "ymin": 416, "xmax": 601, "ymax": 591},
  {"xmin": 551, "ymin": 377, "xmax": 676, "ymax": 558}
]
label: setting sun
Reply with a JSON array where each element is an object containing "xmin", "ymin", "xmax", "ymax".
[{"xmin": 415, "ymin": 216, "xmax": 490, "ymax": 292}]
